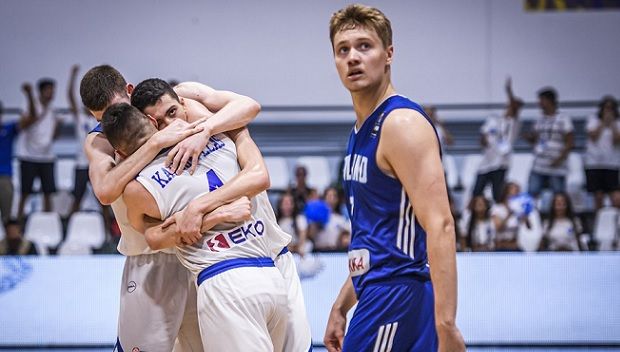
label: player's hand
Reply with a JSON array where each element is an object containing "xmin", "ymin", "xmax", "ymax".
[
  {"xmin": 173, "ymin": 201, "xmax": 205, "ymax": 245},
  {"xmin": 437, "ymin": 324, "xmax": 466, "ymax": 352},
  {"xmin": 166, "ymin": 129, "xmax": 211, "ymax": 175},
  {"xmin": 324, "ymin": 307, "xmax": 346, "ymax": 352},
  {"xmin": 70, "ymin": 64, "xmax": 80, "ymax": 76},
  {"xmin": 163, "ymin": 212, "xmax": 202, "ymax": 246},
  {"xmin": 218, "ymin": 197, "xmax": 252, "ymax": 224},
  {"xmin": 151, "ymin": 118, "xmax": 204, "ymax": 151}
]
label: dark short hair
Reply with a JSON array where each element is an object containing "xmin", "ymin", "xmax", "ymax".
[
  {"xmin": 131, "ymin": 78, "xmax": 179, "ymax": 112},
  {"xmin": 80, "ymin": 65, "xmax": 128, "ymax": 111},
  {"xmin": 537, "ymin": 87, "xmax": 558, "ymax": 106},
  {"xmin": 598, "ymin": 95, "xmax": 619, "ymax": 119},
  {"xmin": 37, "ymin": 78, "xmax": 55, "ymax": 92},
  {"xmin": 101, "ymin": 103, "xmax": 151, "ymax": 155}
]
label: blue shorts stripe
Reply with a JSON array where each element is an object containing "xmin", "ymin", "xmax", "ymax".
[
  {"xmin": 278, "ymin": 246, "xmax": 289, "ymax": 256},
  {"xmin": 197, "ymin": 257, "xmax": 274, "ymax": 286},
  {"xmin": 114, "ymin": 337, "xmax": 124, "ymax": 352}
]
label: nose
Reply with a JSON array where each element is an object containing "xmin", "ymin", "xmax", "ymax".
[{"xmin": 347, "ymin": 48, "xmax": 361, "ymax": 65}]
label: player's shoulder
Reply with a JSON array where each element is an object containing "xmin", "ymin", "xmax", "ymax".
[
  {"xmin": 123, "ymin": 179, "xmax": 147, "ymax": 203},
  {"xmin": 383, "ymin": 108, "xmax": 433, "ymax": 138}
]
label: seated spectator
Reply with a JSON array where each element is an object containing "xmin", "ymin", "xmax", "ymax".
[
  {"xmin": 460, "ymin": 196, "xmax": 495, "ymax": 252},
  {"xmin": 584, "ymin": 95, "xmax": 620, "ymax": 210},
  {"xmin": 0, "ymin": 219, "xmax": 38, "ymax": 255},
  {"xmin": 423, "ymin": 104, "xmax": 454, "ymax": 149},
  {"xmin": 276, "ymin": 191, "xmax": 309, "ymax": 255},
  {"xmin": 473, "ymin": 77, "xmax": 523, "ymax": 202},
  {"xmin": 492, "ymin": 182, "xmax": 528, "ymax": 251},
  {"xmin": 307, "ymin": 187, "xmax": 350, "ymax": 252},
  {"xmin": 524, "ymin": 87, "xmax": 574, "ymax": 200},
  {"xmin": 539, "ymin": 192, "xmax": 584, "ymax": 251},
  {"xmin": 290, "ymin": 165, "xmax": 317, "ymax": 212}
]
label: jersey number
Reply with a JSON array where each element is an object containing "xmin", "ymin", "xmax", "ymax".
[{"xmin": 206, "ymin": 169, "xmax": 224, "ymax": 192}]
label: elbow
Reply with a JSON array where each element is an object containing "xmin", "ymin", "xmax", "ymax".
[
  {"xmin": 250, "ymin": 166, "xmax": 271, "ymax": 195},
  {"xmin": 245, "ymin": 97, "xmax": 261, "ymax": 121},
  {"xmin": 93, "ymin": 186, "xmax": 116, "ymax": 205},
  {"xmin": 145, "ymin": 233, "xmax": 165, "ymax": 251}
]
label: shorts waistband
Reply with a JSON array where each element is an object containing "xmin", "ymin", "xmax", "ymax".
[{"xmin": 197, "ymin": 257, "xmax": 274, "ymax": 286}]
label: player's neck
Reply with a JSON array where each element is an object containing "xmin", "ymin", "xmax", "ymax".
[{"xmin": 351, "ymin": 81, "xmax": 396, "ymax": 129}]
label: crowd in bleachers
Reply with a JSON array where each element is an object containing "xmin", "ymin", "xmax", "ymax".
[{"xmin": 0, "ymin": 68, "xmax": 619, "ymax": 256}]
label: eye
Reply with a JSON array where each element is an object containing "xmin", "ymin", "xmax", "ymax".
[
  {"xmin": 168, "ymin": 107, "xmax": 176, "ymax": 116},
  {"xmin": 359, "ymin": 42, "xmax": 371, "ymax": 50},
  {"xmin": 337, "ymin": 46, "xmax": 349, "ymax": 55}
]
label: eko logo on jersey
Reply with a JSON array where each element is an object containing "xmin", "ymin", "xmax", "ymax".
[{"xmin": 204, "ymin": 220, "xmax": 265, "ymax": 252}]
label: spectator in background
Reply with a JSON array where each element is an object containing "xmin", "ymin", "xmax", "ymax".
[
  {"xmin": 68, "ymin": 65, "xmax": 99, "ymax": 215},
  {"xmin": 539, "ymin": 192, "xmax": 584, "ymax": 251},
  {"xmin": 307, "ymin": 186, "xmax": 351, "ymax": 252},
  {"xmin": 15, "ymin": 77, "xmax": 64, "ymax": 221},
  {"xmin": 0, "ymin": 100, "xmax": 20, "ymax": 224},
  {"xmin": 276, "ymin": 191, "xmax": 309, "ymax": 256},
  {"xmin": 423, "ymin": 104, "xmax": 454, "ymax": 149},
  {"xmin": 524, "ymin": 87, "xmax": 574, "ymax": 199},
  {"xmin": 460, "ymin": 195, "xmax": 495, "ymax": 252},
  {"xmin": 0, "ymin": 219, "xmax": 38, "ymax": 255},
  {"xmin": 473, "ymin": 77, "xmax": 524, "ymax": 202},
  {"xmin": 584, "ymin": 96, "xmax": 620, "ymax": 210},
  {"xmin": 290, "ymin": 164, "xmax": 317, "ymax": 211},
  {"xmin": 492, "ymin": 182, "xmax": 527, "ymax": 251}
]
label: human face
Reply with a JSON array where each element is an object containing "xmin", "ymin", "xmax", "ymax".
[
  {"xmin": 325, "ymin": 188, "xmax": 339, "ymax": 210},
  {"xmin": 280, "ymin": 194, "xmax": 294, "ymax": 217},
  {"xmin": 142, "ymin": 93, "xmax": 188, "ymax": 129},
  {"xmin": 333, "ymin": 26, "xmax": 393, "ymax": 93},
  {"xmin": 539, "ymin": 96, "xmax": 555, "ymax": 115},
  {"xmin": 553, "ymin": 195, "xmax": 568, "ymax": 216},
  {"xmin": 39, "ymin": 85, "xmax": 55, "ymax": 104}
]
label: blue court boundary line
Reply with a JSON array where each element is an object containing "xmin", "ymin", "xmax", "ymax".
[{"xmin": 2, "ymin": 343, "xmax": 620, "ymax": 349}]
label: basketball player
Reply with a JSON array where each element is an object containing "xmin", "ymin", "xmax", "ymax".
[
  {"xmin": 129, "ymin": 78, "xmax": 313, "ymax": 352},
  {"xmin": 102, "ymin": 102, "xmax": 290, "ymax": 351},
  {"xmin": 80, "ymin": 65, "xmax": 261, "ymax": 351},
  {"xmin": 323, "ymin": 5, "xmax": 465, "ymax": 352}
]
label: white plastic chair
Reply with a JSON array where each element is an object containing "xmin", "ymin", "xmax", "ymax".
[
  {"xmin": 566, "ymin": 153, "xmax": 585, "ymax": 191},
  {"xmin": 24, "ymin": 212, "xmax": 63, "ymax": 252},
  {"xmin": 55, "ymin": 158, "xmax": 76, "ymax": 192},
  {"xmin": 65, "ymin": 212, "xmax": 106, "ymax": 249},
  {"xmin": 507, "ymin": 153, "xmax": 534, "ymax": 190},
  {"xmin": 296, "ymin": 156, "xmax": 332, "ymax": 194},
  {"xmin": 57, "ymin": 241, "xmax": 93, "ymax": 255},
  {"xmin": 264, "ymin": 156, "xmax": 290, "ymax": 192},
  {"xmin": 593, "ymin": 207, "xmax": 619, "ymax": 251}
]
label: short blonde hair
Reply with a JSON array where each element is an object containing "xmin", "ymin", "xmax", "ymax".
[{"xmin": 329, "ymin": 4, "xmax": 392, "ymax": 49}]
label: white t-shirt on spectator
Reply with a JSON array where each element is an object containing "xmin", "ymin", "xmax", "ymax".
[
  {"xmin": 584, "ymin": 114, "xmax": 620, "ymax": 170},
  {"xmin": 314, "ymin": 213, "xmax": 350, "ymax": 250},
  {"xmin": 491, "ymin": 203, "xmax": 519, "ymax": 242},
  {"xmin": 478, "ymin": 114, "xmax": 521, "ymax": 174},
  {"xmin": 15, "ymin": 100, "xmax": 62, "ymax": 162},
  {"xmin": 543, "ymin": 218, "xmax": 581, "ymax": 251},
  {"xmin": 75, "ymin": 112, "xmax": 98, "ymax": 168},
  {"xmin": 531, "ymin": 112, "xmax": 574, "ymax": 176},
  {"xmin": 278, "ymin": 214, "xmax": 308, "ymax": 246}
]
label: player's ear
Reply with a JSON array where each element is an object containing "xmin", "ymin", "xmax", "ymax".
[
  {"xmin": 126, "ymin": 83, "xmax": 134, "ymax": 96},
  {"xmin": 115, "ymin": 149, "xmax": 127, "ymax": 159},
  {"xmin": 178, "ymin": 96, "xmax": 185, "ymax": 106},
  {"xmin": 385, "ymin": 45, "xmax": 394, "ymax": 66},
  {"xmin": 146, "ymin": 114, "xmax": 159, "ymax": 129}
]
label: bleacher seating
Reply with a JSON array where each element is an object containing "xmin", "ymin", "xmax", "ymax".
[{"xmin": 24, "ymin": 212, "xmax": 63, "ymax": 254}]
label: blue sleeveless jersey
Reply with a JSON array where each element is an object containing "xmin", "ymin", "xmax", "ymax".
[
  {"xmin": 343, "ymin": 95, "xmax": 439, "ymax": 297},
  {"xmin": 89, "ymin": 123, "xmax": 103, "ymax": 134}
]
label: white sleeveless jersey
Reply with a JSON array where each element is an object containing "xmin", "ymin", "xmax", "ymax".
[{"xmin": 136, "ymin": 133, "xmax": 291, "ymax": 276}]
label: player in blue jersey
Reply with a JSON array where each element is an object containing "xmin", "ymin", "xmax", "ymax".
[{"xmin": 324, "ymin": 5, "xmax": 465, "ymax": 352}]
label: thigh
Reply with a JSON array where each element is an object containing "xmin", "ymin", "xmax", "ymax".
[
  {"xmin": 38, "ymin": 161, "xmax": 56, "ymax": 194},
  {"xmin": 19, "ymin": 160, "xmax": 37, "ymax": 195},
  {"xmin": 585, "ymin": 169, "xmax": 602, "ymax": 193},
  {"xmin": 275, "ymin": 252, "xmax": 312, "ymax": 352},
  {"xmin": 197, "ymin": 266, "xmax": 288, "ymax": 352},
  {"xmin": 343, "ymin": 281, "xmax": 438, "ymax": 352},
  {"xmin": 174, "ymin": 276, "xmax": 204, "ymax": 352},
  {"xmin": 117, "ymin": 253, "xmax": 190, "ymax": 352},
  {"xmin": 0, "ymin": 177, "xmax": 13, "ymax": 222}
]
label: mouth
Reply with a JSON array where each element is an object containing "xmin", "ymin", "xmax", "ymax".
[{"xmin": 347, "ymin": 69, "xmax": 363, "ymax": 80}]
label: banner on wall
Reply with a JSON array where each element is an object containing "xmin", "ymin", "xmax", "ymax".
[{"xmin": 525, "ymin": 0, "xmax": 620, "ymax": 11}]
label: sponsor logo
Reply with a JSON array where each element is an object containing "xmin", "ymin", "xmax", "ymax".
[
  {"xmin": 348, "ymin": 248, "xmax": 370, "ymax": 277},
  {"xmin": 127, "ymin": 281, "xmax": 136, "ymax": 293},
  {"xmin": 0, "ymin": 257, "xmax": 32, "ymax": 295},
  {"xmin": 205, "ymin": 220, "xmax": 265, "ymax": 252}
]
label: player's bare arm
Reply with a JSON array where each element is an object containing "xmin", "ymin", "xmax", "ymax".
[
  {"xmin": 324, "ymin": 277, "xmax": 357, "ymax": 352},
  {"xmin": 85, "ymin": 119, "xmax": 204, "ymax": 205},
  {"xmin": 378, "ymin": 109, "xmax": 465, "ymax": 352},
  {"xmin": 165, "ymin": 82, "xmax": 261, "ymax": 174},
  {"xmin": 163, "ymin": 126, "xmax": 270, "ymax": 242}
]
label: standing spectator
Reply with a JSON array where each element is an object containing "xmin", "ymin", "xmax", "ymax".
[
  {"xmin": 15, "ymin": 77, "xmax": 63, "ymax": 221},
  {"xmin": 473, "ymin": 77, "xmax": 524, "ymax": 202},
  {"xmin": 492, "ymin": 182, "xmax": 528, "ymax": 251},
  {"xmin": 0, "ymin": 100, "xmax": 20, "ymax": 223},
  {"xmin": 539, "ymin": 192, "xmax": 584, "ymax": 251},
  {"xmin": 276, "ymin": 191, "xmax": 309, "ymax": 256},
  {"xmin": 460, "ymin": 195, "xmax": 495, "ymax": 252},
  {"xmin": 308, "ymin": 186, "xmax": 351, "ymax": 252},
  {"xmin": 0, "ymin": 219, "xmax": 38, "ymax": 255},
  {"xmin": 525, "ymin": 87, "xmax": 574, "ymax": 198},
  {"xmin": 584, "ymin": 96, "xmax": 620, "ymax": 210},
  {"xmin": 423, "ymin": 104, "xmax": 454, "ymax": 149},
  {"xmin": 67, "ymin": 65, "xmax": 99, "ymax": 215},
  {"xmin": 290, "ymin": 164, "xmax": 317, "ymax": 211}
]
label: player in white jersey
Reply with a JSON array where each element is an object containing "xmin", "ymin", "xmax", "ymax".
[
  {"xmin": 101, "ymin": 102, "xmax": 290, "ymax": 351},
  {"xmin": 130, "ymin": 78, "xmax": 313, "ymax": 352},
  {"xmin": 80, "ymin": 65, "xmax": 261, "ymax": 352}
]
